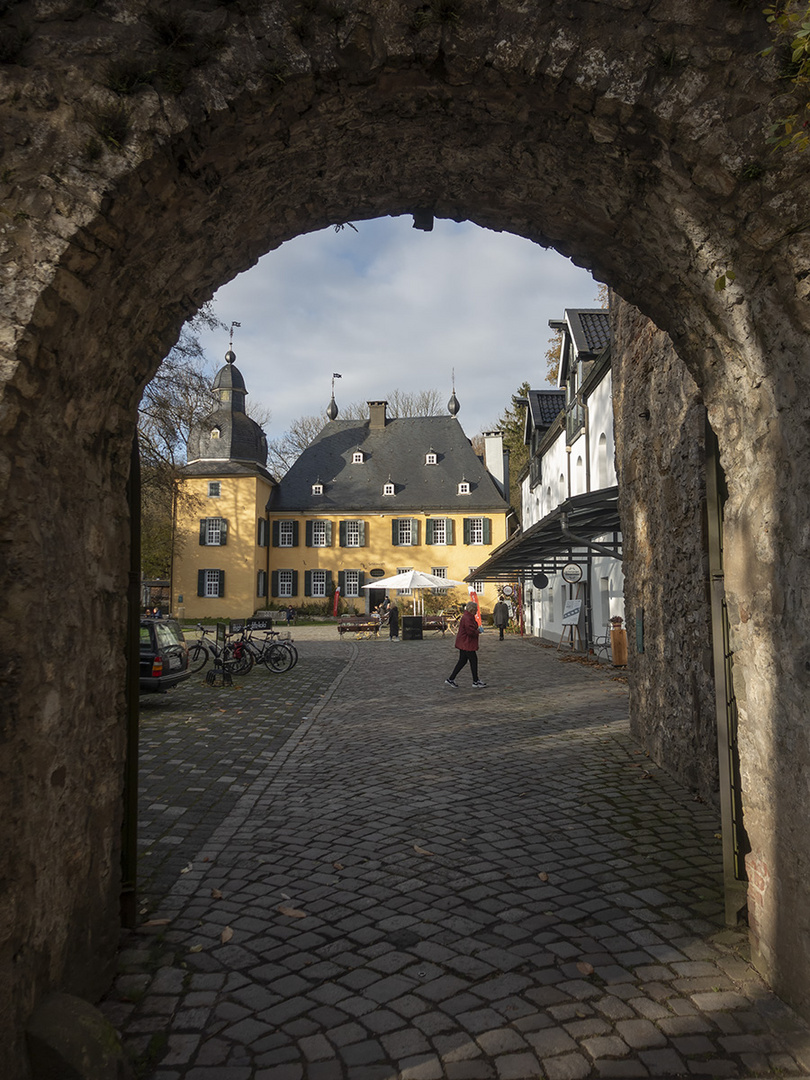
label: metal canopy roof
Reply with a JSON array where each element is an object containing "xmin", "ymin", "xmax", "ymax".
[{"xmin": 467, "ymin": 486, "xmax": 622, "ymax": 582}]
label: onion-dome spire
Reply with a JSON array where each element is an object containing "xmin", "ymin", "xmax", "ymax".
[
  {"xmin": 327, "ymin": 372, "xmax": 341, "ymax": 420},
  {"xmin": 447, "ymin": 368, "xmax": 460, "ymax": 416}
]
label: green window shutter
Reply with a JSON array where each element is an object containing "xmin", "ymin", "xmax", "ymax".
[
  {"xmin": 292, "ymin": 521, "xmax": 299, "ymax": 546},
  {"xmin": 291, "ymin": 570, "xmax": 298, "ymax": 596},
  {"xmin": 305, "ymin": 521, "xmax": 313, "ymax": 547},
  {"xmin": 358, "ymin": 571, "xmax": 365, "ymax": 589},
  {"xmin": 271, "ymin": 571, "xmax": 279, "ymax": 597},
  {"xmin": 304, "ymin": 570, "xmax": 312, "ymax": 596},
  {"xmin": 219, "ymin": 519, "xmax": 228, "ymax": 546},
  {"xmin": 218, "ymin": 570, "xmax": 225, "ymax": 597},
  {"xmin": 325, "ymin": 571, "xmax": 334, "ymax": 595},
  {"xmin": 272, "ymin": 520, "xmax": 280, "ymax": 546},
  {"xmin": 410, "ymin": 519, "xmax": 419, "ymax": 545},
  {"xmin": 483, "ymin": 518, "xmax": 492, "ymax": 544},
  {"xmin": 199, "ymin": 520, "xmax": 207, "ymax": 546},
  {"xmin": 339, "ymin": 521, "xmax": 347, "ymax": 547},
  {"xmin": 426, "ymin": 519, "xmax": 434, "ymax": 544},
  {"xmin": 446, "ymin": 518, "xmax": 455, "ymax": 545},
  {"xmin": 338, "ymin": 570, "xmax": 345, "ymax": 593},
  {"xmin": 325, "ymin": 521, "xmax": 333, "ymax": 546},
  {"xmin": 463, "ymin": 518, "xmax": 471, "ymax": 545},
  {"xmin": 197, "ymin": 570, "xmax": 205, "ymax": 596},
  {"xmin": 358, "ymin": 521, "xmax": 366, "ymax": 546},
  {"xmin": 392, "ymin": 519, "xmax": 399, "ymax": 546},
  {"xmin": 257, "ymin": 570, "xmax": 267, "ymax": 597}
]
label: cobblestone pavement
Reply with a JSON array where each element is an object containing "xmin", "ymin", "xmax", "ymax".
[{"xmin": 103, "ymin": 630, "xmax": 810, "ymax": 1079}]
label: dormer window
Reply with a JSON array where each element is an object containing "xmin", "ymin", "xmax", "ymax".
[
  {"xmin": 383, "ymin": 481, "xmax": 395, "ymax": 496},
  {"xmin": 312, "ymin": 482, "xmax": 324, "ymax": 496},
  {"xmin": 211, "ymin": 427, "xmax": 221, "ymax": 439},
  {"xmin": 425, "ymin": 451, "xmax": 438, "ymax": 465},
  {"xmin": 458, "ymin": 481, "xmax": 471, "ymax": 495},
  {"xmin": 352, "ymin": 450, "xmax": 365, "ymax": 464}
]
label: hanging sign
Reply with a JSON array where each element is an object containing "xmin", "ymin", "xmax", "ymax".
[{"xmin": 561, "ymin": 562, "xmax": 583, "ymax": 584}]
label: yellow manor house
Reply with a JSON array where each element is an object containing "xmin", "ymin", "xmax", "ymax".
[{"xmin": 173, "ymin": 353, "xmax": 511, "ymax": 620}]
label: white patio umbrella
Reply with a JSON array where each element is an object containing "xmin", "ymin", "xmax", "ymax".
[{"xmin": 362, "ymin": 569, "xmax": 468, "ymax": 613}]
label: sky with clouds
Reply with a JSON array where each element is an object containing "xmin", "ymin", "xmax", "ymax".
[{"xmin": 197, "ymin": 215, "xmax": 599, "ymax": 442}]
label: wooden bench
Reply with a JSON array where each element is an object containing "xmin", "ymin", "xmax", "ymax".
[
  {"xmin": 422, "ymin": 616, "xmax": 449, "ymax": 635},
  {"xmin": 337, "ymin": 617, "xmax": 380, "ymax": 637}
]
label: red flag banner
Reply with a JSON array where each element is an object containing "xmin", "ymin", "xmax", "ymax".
[
  {"xmin": 469, "ymin": 590, "xmax": 482, "ymax": 626},
  {"xmin": 333, "ymin": 588, "xmax": 341, "ymax": 616}
]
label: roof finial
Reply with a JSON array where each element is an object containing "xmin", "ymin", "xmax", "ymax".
[
  {"xmin": 327, "ymin": 372, "xmax": 341, "ymax": 421},
  {"xmin": 225, "ymin": 321, "xmax": 241, "ymax": 364},
  {"xmin": 447, "ymin": 368, "xmax": 460, "ymax": 416}
]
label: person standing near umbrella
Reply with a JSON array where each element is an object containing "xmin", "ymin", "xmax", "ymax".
[
  {"xmin": 388, "ymin": 600, "xmax": 400, "ymax": 641},
  {"xmin": 445, "ymin": 601, "xmax": 486, "ymax": 688}
]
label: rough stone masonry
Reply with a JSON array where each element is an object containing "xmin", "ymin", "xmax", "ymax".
[{"xmin": 1, "ymin": 0, "xmax": 809, "ymax": 1075}]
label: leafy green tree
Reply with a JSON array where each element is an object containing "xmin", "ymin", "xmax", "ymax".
[{"xmin": 764, "ymin": 2, "xmax": 810, "ymax": 152}]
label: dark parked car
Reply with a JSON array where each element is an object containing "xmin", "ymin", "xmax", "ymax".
[{"xmin": 139, "ymin": 618, "xmax": 191, "ymax": 693}]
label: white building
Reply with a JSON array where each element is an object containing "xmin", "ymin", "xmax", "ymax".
[{"xmin": 473, "ymin": 308, "xmax": 624, "ymax": 649}]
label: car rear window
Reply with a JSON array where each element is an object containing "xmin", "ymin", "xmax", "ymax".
[{"xmin": 155, "ymin": 622, "xmax": 184, "ymax": 648}]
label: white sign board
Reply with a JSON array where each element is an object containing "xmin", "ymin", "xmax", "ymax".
[
  {"xmin": 562, "ymin": 599, "xmax": 583, "ymax": 626},
  {"xmin": 562, "ymin": 562, "xmax": 583, "ymax": 584}
]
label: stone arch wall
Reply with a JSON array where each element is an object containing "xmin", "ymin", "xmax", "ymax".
[{"xmin": 2, "ymin": 0, "xmax": 810, "ymax": 1070}]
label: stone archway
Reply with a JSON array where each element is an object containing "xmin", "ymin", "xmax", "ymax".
[{"xmin": 2, "ymin": 0, "xmax": 810, "ymax": 1070}]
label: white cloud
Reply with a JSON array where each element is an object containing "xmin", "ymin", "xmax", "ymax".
[{"xmin": 199, "ymin": 216, "xmax": 598, "ymax": 439}]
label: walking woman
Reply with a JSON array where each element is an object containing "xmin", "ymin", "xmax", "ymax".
[{"xmin": 445, "ymin": 601, "xmax": 486, "ymax": 688}]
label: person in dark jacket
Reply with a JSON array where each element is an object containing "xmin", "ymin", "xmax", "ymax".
[
  {"xmin": 388, "ymin": 601, "xmax": 400, "ymax": 640},
  {"xmin": 445, "ymin": 601, "xmax": 486, "ymax": 688},
  {"xmin": 493, "ymin": 598, "xmax": 509, "ymax": 640}
]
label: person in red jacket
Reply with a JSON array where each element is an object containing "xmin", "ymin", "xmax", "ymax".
[{"xmin": 445, "ymin": 601, "xmax": 486, "ymax": 688}]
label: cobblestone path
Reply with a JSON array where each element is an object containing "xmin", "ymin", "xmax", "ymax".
[{"xmin": 103, "ymin": 631, "xmax": 810, "ymax": 1079}]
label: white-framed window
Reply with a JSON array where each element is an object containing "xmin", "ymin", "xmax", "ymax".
[
  {"xmin": 432, "ymin": 518, "xmax": 446, "ymax": 545},
  {"xmin": 311, "ymin": 570, "xmax": 327, "ymax": 597},
  {"xmin": 211, "ymin": 427, "xmax": 221, "ymax": 439},
  {"xmin": 431, "ymin": 567, "xmax": 449, "ymax": 594},
  {"xmin": 352, "ymin": 451, "xmax": 365, "ymax": 463},
  {"xmin": 397, "ymin": 567, "xmax": 413, "ymax": 596},
  {"xmin": 279, "ymin": 520, "xmax": 294, "ymax": 547},
  {"xmin": 345, "ymin": 520, "xmax": 361, "ymax": 547},
  {"xmin": 312, "ymin": 482, "xmax": 324, "ymax": 495},
  {"xmin": 344, "ymin": 570, "xmax": 360, "ymax": 597},
  {"xmin": 383, "ymin": 481, "xmax": 395, "ymax": 496},
  {"xmin": 208, "ymin": 481, "xmax": 220, "ymax": 497},
  {"xmin": 425, "ymin": 451, "xmax": 437, "ymax": 465},
  {"xmin": 204, "ymin": 569, "xmax": 221, "ymax": 597},
  {"xmin": 469, "ymin": 569, "xmax": 484, "ymax": 595},
  {"xmin": 458, "ymin": 481, "xmax": 470, "ymax": 495},
  {"xmin": 312, "ymin": 520, "xmax": 328, "ymax": 547},
  {"xmin": 279, "ymin": 570, "xmax": 294, "ymax": 598},
  {"xmin": 206, "ymin": 518, "xmax": 222, "ymax": 545},
  {"xmin": 397, "ymin": 519, "xmax": 412, "ymax": 546},
  {"xmin": 468, "ymin": 518, "xmax": 484, "ymax": 545}
]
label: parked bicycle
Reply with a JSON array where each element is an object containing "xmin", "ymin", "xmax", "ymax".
[{"xmin": 187, "ymin": 624, "xmax": 252, "ymax": 675}]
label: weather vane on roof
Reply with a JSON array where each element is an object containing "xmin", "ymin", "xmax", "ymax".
[
  {"xmin": 332, "ymin": 372, "xmax": 342, "ymax": 395},
  {"xmin": 229, "ymin": 321, "xmax": 241, "ymax": 350}
]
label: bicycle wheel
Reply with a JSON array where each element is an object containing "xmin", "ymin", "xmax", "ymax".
[
  {"xmin": 223, "ymin": 643, "xmax": 254, "ymax": 675},
  {"xmin": 262, "ymin": 643, "xmax": 294, "ymax": 672},
  {"xmin": 282, "ymin": 641, "xmax": 299, "ymax": 668},
  {"xmin": 188, "ymin": 641, "xmax": 210, "ymax": 673}
]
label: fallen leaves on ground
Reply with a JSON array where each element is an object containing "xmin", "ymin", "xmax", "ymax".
[
  {"xmin": 220, "ymin": 926, "xmax": 233, "ymax": 943},
  {"xmin": 413, "ymin": 845, "xmax": 435, "ymax": 856},
  {"xmin": 278, "ymin": 905, "xmax": 307, "ymax": 919},
  {"xmin": 538, "ymin": 872, "xmax": 549, "ymax": 882},
  {"xmin": 211, "ymin": 889, "xmax": 222, "ymax": 899},
  {"xmin": 333, "ymin": 862, "xmax": 344, "ymax": 871},
  {"xmin": 577, "ymin": 961, "xmax": 595, "ymax": 976},
  {"xmin": 142, "ymin": 918, "xmax": 170, "ymax": 927}
]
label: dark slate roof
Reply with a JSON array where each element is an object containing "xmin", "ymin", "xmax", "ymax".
[
  {"xmin": 183, "ymin": 459, "xmax": 275, "ymax": 483},
  {"xmin": 268, "ymin": 416, "xmax": 510, "ymax": 513},
  {"xmin": 567, "ymin": 309, "xmax": 611, "ymax": 356},
  {"xmin": 526, "ymin": 390, "xmax": 565, "ymax": 430},
  {"xmin": 187, "ymin": 407, "xmax": 269, "ymax": 466}
]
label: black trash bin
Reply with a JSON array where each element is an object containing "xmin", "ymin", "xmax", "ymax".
[{"xmin": 401, "ymin": 616, "xmax": 424, "ymax": 640}]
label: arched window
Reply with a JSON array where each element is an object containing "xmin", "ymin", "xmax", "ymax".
[{"xmin": 575, "ymin": 455, "xmax": 584, "ymax": 495}]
